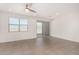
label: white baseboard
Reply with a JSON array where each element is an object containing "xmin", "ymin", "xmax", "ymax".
[
  {"xmin": 0, "ymin": 36, "xmax": 37, "ymax": 43},
  {"xmin": 51, "ymin": 34, "xmax": 79, "ymax": 43}
]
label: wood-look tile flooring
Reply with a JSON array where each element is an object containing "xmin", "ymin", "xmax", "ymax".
[{"xmin": 0, "ymin": 36, "xmax": 79, "ymax": 55}]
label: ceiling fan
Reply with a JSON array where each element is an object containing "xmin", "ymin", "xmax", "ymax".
[{"xmin": 25, "ymin": 4, "xmax": 36, "ymax": 13}]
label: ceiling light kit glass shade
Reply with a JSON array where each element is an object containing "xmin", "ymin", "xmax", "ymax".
[{"xmin": 25, "ymin": 8, "xmax": 29, "ymax": 12}]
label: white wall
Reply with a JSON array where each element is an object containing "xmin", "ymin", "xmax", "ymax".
[
  {"xmin": 0, "ymin": 11, "xmax": 50, "ymax": 43},
  {"xmin": 50, "ymin": 12, "xmax": 79, "ymax": 42}
]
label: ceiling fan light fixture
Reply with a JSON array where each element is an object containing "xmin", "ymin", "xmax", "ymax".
[
  {"xmin": 25, "ymin": 4, "xmax": 36, "ymax": 13},
  {"xmin": 25, "ymin": 8, "xmax": 29, "ymax": 12}
]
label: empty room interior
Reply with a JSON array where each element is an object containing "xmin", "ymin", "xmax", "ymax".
[{"xmin": 0, "ymin": 3, "xmax": 79, "ymax": 55}]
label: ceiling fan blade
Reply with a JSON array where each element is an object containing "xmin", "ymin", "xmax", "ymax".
[{"xmin": 28, "ymin": 8, "xmax": 36, "ymax": 13}]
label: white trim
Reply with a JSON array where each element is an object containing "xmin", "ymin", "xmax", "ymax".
[{"xmin": 51, "ymin": 34, "xmax": 79, "ymax": 43}]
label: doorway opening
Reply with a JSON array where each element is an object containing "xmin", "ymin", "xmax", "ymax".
[{"xmin": 36, "ymin": 21, "xmax": 50, "ymax": 37}]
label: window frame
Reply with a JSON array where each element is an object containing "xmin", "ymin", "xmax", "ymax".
[{"xmin": 8, "ymin": 17, "xmax": 28, "ymax": 32}]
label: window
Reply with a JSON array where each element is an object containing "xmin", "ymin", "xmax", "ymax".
[
  {"xmin": 9, "ymin": 17, "xmax": 19, "ymax": 32},
  {"xmin": 9, "ymin": 17, "xmax": 28, "ymax": 32},
  {"xmin": 20, "ymin": 19, "xmax": 28, "ymax": 31}
]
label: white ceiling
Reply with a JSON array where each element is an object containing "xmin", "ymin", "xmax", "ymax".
[{"xmin": 0, "ymin": 3, "xmax": 79, "ymax": 19}]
